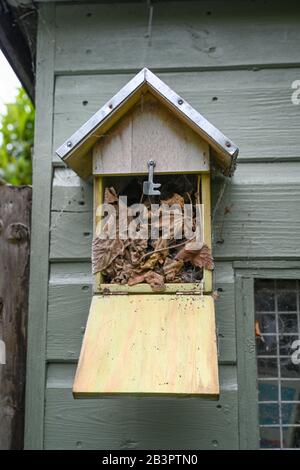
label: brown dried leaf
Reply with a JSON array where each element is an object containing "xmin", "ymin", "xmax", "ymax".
[
  {"xmin": 104, "ymin": 187, "xmax": 118, "ymax": 204},
  {"xmin": 175, "ymin": 244, "xmax": 214, "ymax": 270},
  {"xmin": 185, "ymin": 239, "xmax": 203, "ymax": 251},
  {"xmin": 128, "ymin": 270, "xmax": 165, "ymax": 292},
  {"xmin": 159, "ymin": 207, "xmax": 183, "ymax": 240},
  {"xmin": 144, "ymin": 271, "xmax": 165, "ymax": 292},
  {"xmin": 127, "ymin": 238, "xmax": 148, "ymax": 265},
  {"xmin": 163, "ymin": 257, "xmax": 184, "ymax": 282},
  {"xmin": 139, "ymin": 253, "xmax": 161, "ymax": 271},
  {"xmin": 180, "ymin": 268, "xmax": 202, "ymax": 283},
  {"xmin": 153, "ymin": 237, "xmax": 168, "ymax": 255},
  {"xmin": 127, "ymin": 273, "xmax": 146, "ymax": 286},
  {"xmin": 161, "ymin": 193, "xmax": 184, "ymax": 208},
  {"xmin": 92, "ymin": 236, "xmax": 124, "ymax": 274}
]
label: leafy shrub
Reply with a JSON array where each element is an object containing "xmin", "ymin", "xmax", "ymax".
[{"xmin": 0, "ymin": 88, "xmax": 34, "ymax": 185}]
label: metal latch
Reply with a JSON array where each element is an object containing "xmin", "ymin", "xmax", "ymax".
[{"xmin": 143, "ymin": 160, "xmax": 161, "ymax": 196}]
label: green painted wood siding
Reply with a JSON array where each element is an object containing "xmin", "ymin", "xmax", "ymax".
[{"xmin": 25, "ymin": 0, "xmax": 300, "ymax": 449}]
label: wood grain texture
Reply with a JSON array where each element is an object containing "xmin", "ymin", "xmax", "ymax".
[
  {"xmin": 214, "ymin": 262, "xmax": 236, "ymax": 364},
  {"xmin": 95, "ymin": 282, "xmax": 204, "ymax": 295},
  {"xmin": 235, "ymin": 276, "xmax": 259, "ymax": 449},
  {"xmin": 212, "ymin": 162, "xmax": 300, "ymax": 259},
  {"xmin": 93, "ymin": 95, "xmax": 209, "ymax": 175},
  {"xmin": 50, "ymin": 211, "xmax": 92, "ymax": 261},
  {"xmin": 50, "ymin": 169, "xmax": 93, "ymax": 263},
  {"xmin": 0, "ymin": 186, "xmax": 31, "ymax": 449},
  {"xmin": 44, "ymin": 363, "xmax": 238, "ymax": 450},
  {"xmin": 47, "ymin": 284, "xmax": 91, "ymax": 362},
  {"xmin": 73, "ymin": 294, "xmax": 219, "ymax": 396},
  {"xmin": 31, "ymin": 0, "xmax": 300, "ymax": 449},
  {"xmin": 52, "ymin": 168, "xmax": 93, "ymax": 213},
  {"xmin": 50, "ymin": 162, "xmax": 300, "ymax": 261},
  {"xmin": 53, "ymin": 68, "xmax": 300, "ymax": 163},
  {"xmin": 202, "ymin": 173, "xmax": 212, "ymax": 292},
  {"xmin": 24, "ymin": 3, "xmax": 55, "ymax": 451},
  {"xmin": 47, "ymin": 261, "xmax": 235, "ymax": 364},
  {"xmin": 54, "ymin": 1, "xmax": 300, "ymax": 73}
]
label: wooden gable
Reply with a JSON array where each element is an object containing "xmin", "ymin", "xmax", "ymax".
[
  {"xmin": 56, "ymin": 68, "xmax": 239, "ymax": 179},
  {"xmin": 93, "ymin": 94, "xmax": 209, "ymax": 175}
]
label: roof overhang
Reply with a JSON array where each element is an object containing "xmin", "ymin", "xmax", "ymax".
[
  {"xmin": 0, "ymin": 1, "xmax": 37, "ymax": 102},
  {"xmin": 56, "ymin": 68, "xmax": 239, "ymax": 179}
]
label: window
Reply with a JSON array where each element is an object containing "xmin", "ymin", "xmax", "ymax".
[{"xmin": 255, "ymin": 280, "xmax": 300, "ymax": 449}]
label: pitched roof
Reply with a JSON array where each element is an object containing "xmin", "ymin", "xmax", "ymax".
[{"xmin": 56, "ymin": 68, "xmax": 239, "ymax": 179}]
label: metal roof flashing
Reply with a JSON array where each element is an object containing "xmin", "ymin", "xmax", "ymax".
[{"xmin": 56, "ymin": 68, "xmax": 239, "ymax": 179}]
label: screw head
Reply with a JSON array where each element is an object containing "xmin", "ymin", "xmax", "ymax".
[
  {"xmin": 67, "ymin": 141, "xmax": 72, "ymax": 148},
  {"xmin": 178, "ymin": 99, "xmax": 183, "ymax": 105},
  {"xmin": 225, "ymin": 141, "xmax": 231, "ymax": 148},
  {"xmin": 148, "ymin": 159, "xmax": 155, "ymax": 166}
]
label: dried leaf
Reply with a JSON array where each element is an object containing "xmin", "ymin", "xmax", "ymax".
[
  {"xmin": 185, "ymin": 239, "xmax": 203, "ymax": 251},
  {"xmin": 160, "ymin": 207, "xmax": 184, "ymax": 240},
  {"xmin": 127, "ymin": 238, "xmax": 148, "ymax": 264},
  {"xmin": 99, "ymin": 182, "xmax": 207, "ymax": 288},
  {"xmin": 161, "ymin": 193, "xmax": 184, "ymax": 208},
  {"xmin": 128, "ymin": 270, "xmax": 165, "ymax": 292},
  {"xmin": 255, "ymin": 320, "xmax": 265, "ymax": 343},
  {"xmin": 144, "ymin": 271, "xmax": 165, "ymax": 292},
  {"xmin": 175, "ymin": 244, "xmax": 214, "ymax": 270},
  {"xmin": 92, "ymin": 236, "xmax": 124, "ymax": 274},
  {"xmin": 163, "ymin": 257, "xmax": 184, "ymax": 282},
  {"xmin": 128, "ymin": 273, "xmax": 146, "ymax": 286},
  {"xmin": 139, "ymin": 253, "xmax": 161, "ymax": 271},
  {"xmin": 152, "ymin": 237, "xmax": 168, "ymax": 256},
  {"xmin": 212, "ymin": 290, "xmax": 220, "ymax": 300},
  {"xmin": 104, "ymin": 187, "xmax": 118, "ymax": 204}
]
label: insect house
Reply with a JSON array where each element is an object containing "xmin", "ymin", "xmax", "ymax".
[{"xmin": 56, "ymin": 68, "xmax": 239, "ymax": 398}]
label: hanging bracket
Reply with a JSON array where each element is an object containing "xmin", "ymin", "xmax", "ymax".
[{"xmin": 143, "ymin": 160, "xmax": 161, "ymax": 196}]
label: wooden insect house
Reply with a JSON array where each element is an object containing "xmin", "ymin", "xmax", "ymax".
[{"xmin": 56, "ymin": 68, "xmax": 239, "ymax": 398}]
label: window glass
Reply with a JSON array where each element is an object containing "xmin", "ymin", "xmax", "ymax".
[{"xmin": 255, "ymin": 279, "xmax": 300, "ymax": 449}]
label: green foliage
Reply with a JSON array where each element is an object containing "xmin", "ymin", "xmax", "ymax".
[{"xmin": 0, "ymin": 88, "xmax": 34, "ymax": 185}]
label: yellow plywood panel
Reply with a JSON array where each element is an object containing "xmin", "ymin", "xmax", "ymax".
[
  {"xmin": 73, "ymin": 294, "xmax": 219, "ymax": 397},
  {"xmin": 201, "ymin": 173, "xmax": 213, "ymax": 293},
  {"xmin": 94, "ymin": 281, "xmax": 203, "ymax": 294}
]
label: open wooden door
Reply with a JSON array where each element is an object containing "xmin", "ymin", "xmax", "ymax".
[{"xmin": 73, "ymin": 294, "xmax": 219, "ymax": 397}]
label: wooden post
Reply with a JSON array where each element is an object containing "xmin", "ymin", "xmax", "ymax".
[{"xmin": 0, "ymin": 185, "xmax": 32, "ymax": 449}]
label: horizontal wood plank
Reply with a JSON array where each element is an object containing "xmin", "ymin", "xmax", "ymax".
[
  {"xmin": 54, "ymin": 1, "xmax": 300, "ymax": 73},
  {"xmin": 44, "ymin": 363, "xmax": 238, "ymax": 449},
  {"xmin": 50, "ymin": 163, "xmax": 300, "ymax": 261},
  {"xmin": 212, "ymin": 162, "xmax": 300, "ymax": 259},
  {"xmin": 47, "ymin": 261, "xmax": 236, "ymax": 364},
  {"xmin": 52, "ymin": 168, "xmax": 93, "ymax": 212},
  {"xmin": 50, "ymin": 210, "xmax": 92, "ymax": 260},
  {"xmin": 53, "ymin": 68, "xmax": 300, "ymax": 162}
]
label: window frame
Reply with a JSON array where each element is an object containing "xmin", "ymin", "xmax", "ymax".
[{"xmin": 234, "ymin": 261, "xmax": 300, "ymax": 450}]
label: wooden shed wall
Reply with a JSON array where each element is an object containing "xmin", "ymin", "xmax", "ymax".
[{"xmin": 25, "ymin": 0, "xmax": 300, "ymax": 449}]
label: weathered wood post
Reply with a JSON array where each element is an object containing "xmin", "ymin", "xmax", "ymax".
[{"xmin": 0, "ymin": 184, "xmax": 31, "ymax": 449}]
